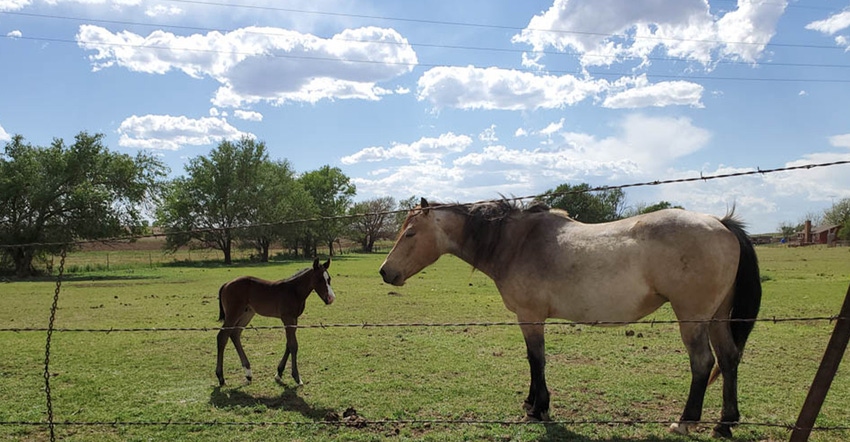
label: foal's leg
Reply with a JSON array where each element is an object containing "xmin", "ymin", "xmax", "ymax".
[
  {"xmin": 709, "ymin": 321, "xmax": 741, "ymax": 438},
  {"xmin": 231, "ymin": 311, "xmax": 255, "ymax": 384},
  {"xmin": 276, "ymin": 317, "xmax": 303, "ymax": 385},
  {"xmin": 669, "ymin": 321, "xmax": 715, "ymax": 436},
  {"xmin": 215, "ymin": 327, "xmax": 231, "ymax": 386},
  {"xmin": 519, "ymin": 321, "xmax": 550, "ymax": 421}
]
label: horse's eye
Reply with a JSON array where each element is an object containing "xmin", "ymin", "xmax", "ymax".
[{"xmin": 404, "ymin": 229, "xmax": 416, "ymax": 238}]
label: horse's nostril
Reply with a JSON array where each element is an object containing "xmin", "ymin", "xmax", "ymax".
[{"xmin": 379, "ymin": 268, "xmax": 386, "ymax": 277}]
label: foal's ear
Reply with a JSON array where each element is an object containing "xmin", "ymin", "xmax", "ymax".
[
  {"xmin": 420, "ymin": 197, "xmax": 431, "ymax": 215},
  {"xmin": 323, "ymin": 259, "xmax": 331, "ymax": 270}
]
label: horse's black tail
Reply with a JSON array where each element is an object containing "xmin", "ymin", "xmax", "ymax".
[
  {"xmin": 721, "ymin": 214, "xmax": 763, "ymax": 353},
  {"xmin": 218, "ymin": 284, "xmax": 225, "ymax": 322},
  {"xmin": 709, "ymin": 214, "xmax": 762, "ymax": 385}
]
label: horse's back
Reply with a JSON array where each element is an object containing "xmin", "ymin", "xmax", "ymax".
[
  {"xmin": 503, "ymin": 208, "xmax": 741, "ymax": 322},
  {"xmin": 220, "ymin": 276, "xmax": 283, "ymax": 318}
]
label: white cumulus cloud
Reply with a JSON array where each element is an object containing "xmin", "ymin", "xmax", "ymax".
[
  {"xmin": 76, "ymin": 25, "xmax": 418, "ymax": 107},
  {"xmin": 512, "ymin": 0, "xmax": 786, "ymax": 68},
  {"xmin": 0, "ymin": 0, "xmax": 31, "ymax": 11},
  {"xmin": 6, "ymin": 29, "xmax": 22, "ymax": 38},
  {"xmin": 341, "ymin": 132, "xmax": 473, "ymax": 165},
  {"xmin": 349, "ymin": 115, "xmax": 712, "ymax": 204},
  {"xmin": 603, "ymin": 76, "xmax": 704, "ymax": 108},
  {"xmin": 117, "ymin": 114, "xmax": 253, "ymax": 150},
  {"xmin": 233, "ymin": 110, "xmax": 263, "ymax": 121},
  {"xmin": 806, "ymin": 10, "xmax": 850, "ymax": 35},
  {"xmin": 0, "ymin": 123, "xmax": 10, "ymax": 142},
  {"xmin": 417, "ymin": 65, "xmax": 608, "ymax": 110},
  {"xmin": 417, "ymin": 65, "xmax": 704, "ymax": 110}
]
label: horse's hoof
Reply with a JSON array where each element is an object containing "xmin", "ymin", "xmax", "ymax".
[
  {"xmin": 522, "ymin": 411, "xmax": 550, "ymax": 422},
  {"xmin": 711, "ymin": 425, "xmax": 733, "ymax": 439},
  {"xmin": 669, "ymin": 422, "xmax": 695, "ymax": 435},
  {"xmin": 275, "ymin": 374, "xmax": 283, "ymax": 384},
  {"xmin": 522, "ymin": 401, "xmax": 533, "ymax": 412}
]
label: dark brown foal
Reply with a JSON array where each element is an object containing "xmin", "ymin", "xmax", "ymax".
[{"xmin": 215, "ymin": 258, "xmax": 334, "ymax": 386}]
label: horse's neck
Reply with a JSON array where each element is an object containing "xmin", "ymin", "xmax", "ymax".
[
  {"xmin": 281, "ymin": 272, "xmax": 314, "ymax": 302},
  {"xmin": 441, "ymin": 210, "xmax": 503, "ymax": 281}
]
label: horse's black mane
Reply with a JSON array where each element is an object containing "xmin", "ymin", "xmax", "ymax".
[{"xmin": 441, "ymin": 199, "xmax": 550, "ymax": 269}]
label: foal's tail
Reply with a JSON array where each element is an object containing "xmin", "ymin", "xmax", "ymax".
[
  {"xmin": 217, "ymin": 284, "xmax": 225, "ymax": 322},
  {"xmin": 710, "ymin": 214, "xmax": 763, "ymax": 384}
]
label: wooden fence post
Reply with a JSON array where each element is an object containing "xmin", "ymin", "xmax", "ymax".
[{"xmin": 789, "ymin": 282, "xmax": 850, "ymax": 442}]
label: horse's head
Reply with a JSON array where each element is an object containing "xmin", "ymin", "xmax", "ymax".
[
  {"xmin": 311, "ymin": 258, "xmax": 335, "ymax": 305},
  {"xmin": 379, "ymin": 198, "xmax": 449, "ymax": 286}
]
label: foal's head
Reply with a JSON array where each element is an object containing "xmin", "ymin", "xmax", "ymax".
[{"xmin": 310, "ymin": 258, "xmax": 335, "ymax": 305}]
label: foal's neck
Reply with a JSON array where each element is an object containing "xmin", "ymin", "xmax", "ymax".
[{"xmin": 281, "ymin": 270, "xmax": 315, "ymax": 302}]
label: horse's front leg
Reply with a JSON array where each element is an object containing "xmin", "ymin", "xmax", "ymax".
[
  {"xmin": 276, "ymin": 318, "xmax": 302, "ymax": 386},
  {"xmin": 520, "ymin": 321, "xmax": 550, "ymax": 421}
]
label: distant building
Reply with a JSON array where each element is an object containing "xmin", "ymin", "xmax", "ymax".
[{"xmin": 796, "ymin": 220, "xmax": 842, "ymax": 246}]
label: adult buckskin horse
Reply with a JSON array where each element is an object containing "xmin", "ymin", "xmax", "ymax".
[
  {"xmin": 379, "ymin": 198, "xmax": 761, "ymax": 438},
  {"xmin": 216, "ymin": 258, "xmax": 334, "ymax": 387}
]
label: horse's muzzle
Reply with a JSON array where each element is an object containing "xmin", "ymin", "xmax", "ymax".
[{"xmin": 379, "ymin": 267, "xmax": 404, "ymax": 286}]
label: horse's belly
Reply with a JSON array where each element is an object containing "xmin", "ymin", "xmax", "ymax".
[{"xmin": 549, "ymin": 289, "xmax": 667, "ymax": 324}]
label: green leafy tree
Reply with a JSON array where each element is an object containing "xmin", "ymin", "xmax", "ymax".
[
  {"xmin": 348, "ymin": 196, "xmax": 396, "ymax": 252},
  {"xmin": 0, "ymin": 133, "xmax": 166, "ymax": 277},
  {"xmin": 299, "ymin": 166, "xmax": 356, "ymax": 256},
  {"xmin": 538, "ymin": 183, "xmax": 625, "ymax": 223},
  {"xmin": 156, "ymin": 137, "xmax": 267, "ymax": 264},
  {"xmin": 623, "ymin": 201, "xmax": 684, "ymax": 218},
  {"xmin": 241, "ymin": 160, "xmax": 314, "ymax": 262},
  {"xmin": 823, "ymin": 197, "xmax": 850, "ymax": 240}
]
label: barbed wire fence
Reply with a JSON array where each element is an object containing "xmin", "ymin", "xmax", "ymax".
[{"xmin": 1, "ymin": 160, "xmax": 850, "ymax": 441}]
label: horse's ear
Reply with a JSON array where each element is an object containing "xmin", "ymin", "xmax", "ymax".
[
  {"xmin": 323, "ymin": 259, "xmax": 331, "ymax": 270},
  {"xmin": 420, "ymin": 197, "xmax": 430, "ymax": 215},
  {"xmin": 312, "ymin": 257, "xmax": 320, "ymax": 269}
]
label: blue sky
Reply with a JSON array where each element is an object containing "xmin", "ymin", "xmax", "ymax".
[{"xmin": 1, "ymin": 0, "xmax": 849, "ymax": 234}]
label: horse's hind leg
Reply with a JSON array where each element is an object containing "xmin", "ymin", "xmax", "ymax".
[
  {"xmin": 231, "ymin": 311, "xmax": 255, "ymax": 384},
  {"xmin": 709, "ymin": 320, "xmax": 741, "ymax": 438},
  {"xmin": 670, "ymin": 321, "xmax": 715, "ymax": 436},
  {"xmin": 215, "ymin": 328, "xmax": 230, "ymax": 386}
]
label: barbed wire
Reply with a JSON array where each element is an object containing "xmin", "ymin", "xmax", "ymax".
[
  {"xmin": 1, "ymin": 159, "xmax": 848, "ymax": 250},
  {"xmin": 1, "ymin": 315, "xmax": 845, "ymax": 334},
  {"xmin": 0, "ymin": 417, "xmax": 848, "ymax": 432}
]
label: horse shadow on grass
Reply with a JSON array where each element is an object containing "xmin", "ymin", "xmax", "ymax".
[
  {"xmin": 209, "ymin": 385, "xmax": 335, "ymax": 421},
  {"xmin": 535, "ymin": 421, "xmax": 745, "ymax": 442}
]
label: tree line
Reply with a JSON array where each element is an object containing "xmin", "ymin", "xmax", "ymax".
[{"xmin": 4, "ymin": 131, "xmax": 847, "ymax": 277}]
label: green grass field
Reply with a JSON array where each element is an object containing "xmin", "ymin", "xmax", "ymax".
[{"xmin": 1, "ymin": 245, "xmax": 849, "ymax": 441}]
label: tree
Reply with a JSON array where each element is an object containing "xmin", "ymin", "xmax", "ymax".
[
  {"xmin": 0, "ymin": 133, "xmax": 166, "ymax": 277},
  {"xmin": 823, "ymin": 197, "xmax": 850, "ymax": 240},
  {"xmin": 298, "ymin": 166, "xmax": 356, "ymax": 256},
  {"xmin": 538, "ymin": 183, "xmax": 625, "ymax": 223},
  {"xmin": 623, "ymin": 201, "xmax": 684, "ymax": 218},
  {"xmin": 241, "ymin": 160, "xmax": 314, "ymax": 262},
  {"xmin": 156, "ymin": 137, "xmax": 267, "ymax": 264},
  {"xmin": 777, "ymin": 221, "xmax": 799, "ymax": 240},
  {"xmin": 348, "ymin": 196, "xmax": 396, "ymax": 252}
]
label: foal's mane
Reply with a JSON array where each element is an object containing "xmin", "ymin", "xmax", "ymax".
[
  {"xmin": 282, "ymin": 267, "xmax": 311, "ymax": 283},
  {"xmin": 440, "ymin": 199, "xmax": 550, "ymax": 269}
]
